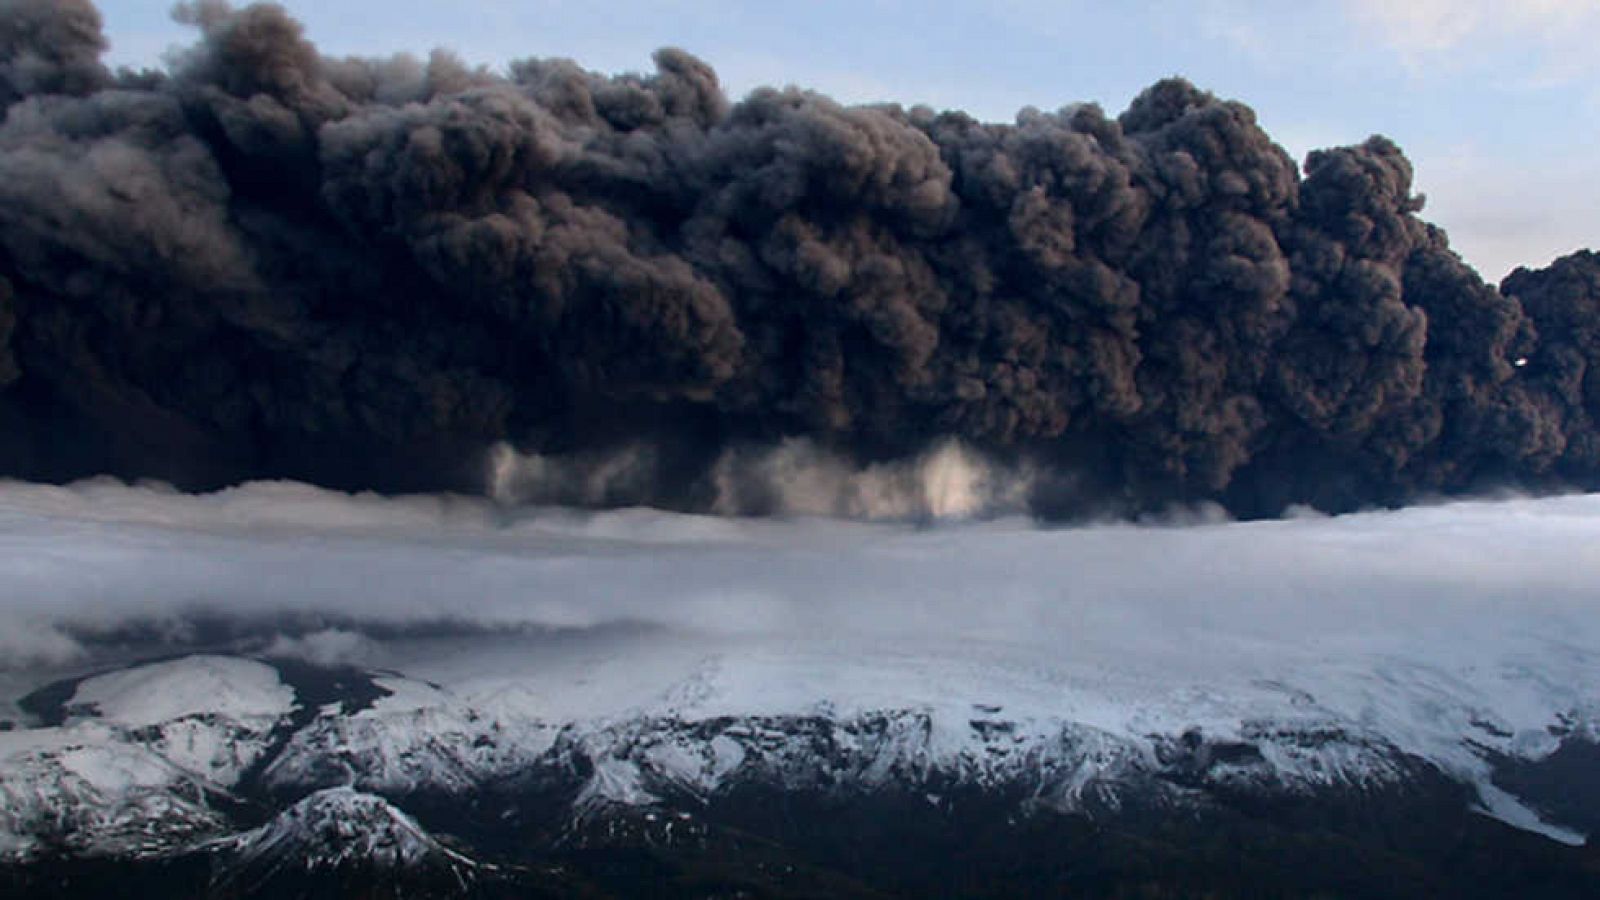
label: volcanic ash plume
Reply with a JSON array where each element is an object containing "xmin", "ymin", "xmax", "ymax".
[{"xmin": 0, "ymin": 0, "xmax": 1598, "ymax": 518}]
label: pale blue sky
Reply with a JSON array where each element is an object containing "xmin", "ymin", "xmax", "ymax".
[{"xmin": 96, "ymin": 0, "xmax": 1600, "ymax": 282}]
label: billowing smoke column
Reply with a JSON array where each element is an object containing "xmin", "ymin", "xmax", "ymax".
[{"xmin": 0, "ymin": 0, "xmax": 1597, "ymax": 518}]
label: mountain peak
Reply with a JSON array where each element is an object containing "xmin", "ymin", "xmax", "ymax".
[{"xmin": 216, "ymin": 787, "xmax": 475, "ymax": 872}]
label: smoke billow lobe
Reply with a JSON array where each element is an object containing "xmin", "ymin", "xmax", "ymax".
[
  {"xmin": 0, "ymin": 0, "xmax": 108, "ymax": 106},
  {"xmin": 1, "ymin": 0, "xmax": 1598, "ymax": 517}
]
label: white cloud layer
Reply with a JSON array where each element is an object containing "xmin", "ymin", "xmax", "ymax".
[{"xmin": 0, "ymin": 479, "xmax": 1597, "ymax": 702}]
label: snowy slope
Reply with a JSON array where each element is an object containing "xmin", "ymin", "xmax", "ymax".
[
  {"xmin": 0, "ymin": 657, "xmax": 295, "ymax": 859},
  {"xmin": 257, "ymin": 635, "xmax": 1594, "ymax": 843},
  {"xmin": 67, "ymin": 656, "xmax": 296, "ymax": 785},
  {"xmin": 211, "ymin": 786, "xmax": 478, "ymax": 872},
  {"xmin": 0, "ymin": 721, "xmax": 228, "ymax": 860},
  {"xmin": 0, "ymin": 635, "xmax": 1593, "ymax": 865}
]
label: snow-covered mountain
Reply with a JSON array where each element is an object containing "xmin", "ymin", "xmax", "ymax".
[
  {"xmin": 1, "ymin": 642, "xmax": 1595, "ymax": 897},
  {"xmin": 207, "ymin": 786, "xmax": 485, "ymax": 890},
  {"xmin": 3, "ymin": 484, "xmax": 1600, "ymax": 896}
]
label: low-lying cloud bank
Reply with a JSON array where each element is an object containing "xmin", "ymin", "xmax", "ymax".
[{"xmin": 1, "ymin": 479, "xmax": 1598, "ymax": 691}]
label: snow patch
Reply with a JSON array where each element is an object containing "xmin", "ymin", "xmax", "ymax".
[
  {"xmin": 69, "ymin": 656, "xmax": 294, "ymax": 728},
  {"xmin": 1473, "ymin": 782, "xmax": 1587, "ymax": 846}
]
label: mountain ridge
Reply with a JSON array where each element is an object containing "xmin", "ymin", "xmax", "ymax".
[{"xmin": 2, "ymin": 651, "xmax": 1596, "ymax": 897}]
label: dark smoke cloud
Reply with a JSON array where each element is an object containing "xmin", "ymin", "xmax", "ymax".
[
  {"xmin": 0, "ymin": 0, "xmax": 108, "ymax": 107},
  {"xmin": 0, "ymin": 1, "xmax": 1596, "ymax": 518}
]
